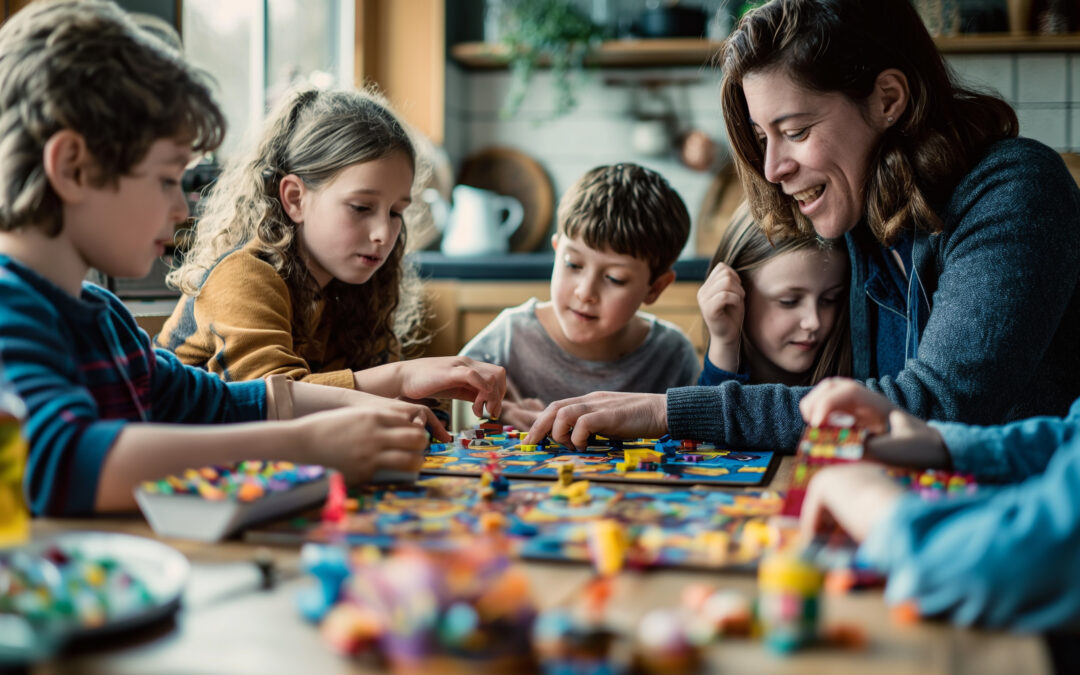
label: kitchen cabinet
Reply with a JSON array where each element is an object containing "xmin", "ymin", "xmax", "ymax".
[{"xmin": 420, "ymin": 279, "xmax": 707, "ymax": 361}]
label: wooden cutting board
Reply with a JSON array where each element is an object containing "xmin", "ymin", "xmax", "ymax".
[{"xmin": 457, "ymin": 146, "xmax": 555, "ymax": 253}]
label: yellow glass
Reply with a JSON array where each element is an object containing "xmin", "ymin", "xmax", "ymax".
[{"xmin": 0, "ymin": 409, "xmax": 29, "ymax": 547}]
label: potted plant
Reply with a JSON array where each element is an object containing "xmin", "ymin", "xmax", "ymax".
[{"xmin": 495, "ymin": 0, "xmax": 604, "ymax": 119}]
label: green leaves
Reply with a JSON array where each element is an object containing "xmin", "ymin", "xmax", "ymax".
[{"xmin": 498, "ymin": 0, "xmax": 604, "ymax": 119}]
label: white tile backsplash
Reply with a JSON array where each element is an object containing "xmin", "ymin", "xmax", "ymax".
[
  {"xmin": 947, "ymin": 54, "xmax": 1016, "ymax": 103},
  {"xmin": 1017, "ymin": 54, "xmax": 1068, "ymax": 104},
  {"xmin": 1017, "ymin": 106, "xmax": 1070, "ymax": 150}
]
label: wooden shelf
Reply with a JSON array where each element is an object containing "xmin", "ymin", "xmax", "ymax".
[{"xmin": 451, "ymin": 34, "xmax": 1080, "ymax": 69}]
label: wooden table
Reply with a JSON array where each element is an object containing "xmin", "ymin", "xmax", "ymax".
[{"xmin": 30, "ymin": 458, "xmax": 1051, "ymax": 675}]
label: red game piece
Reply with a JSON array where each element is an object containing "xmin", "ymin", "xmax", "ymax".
[{"xmin": 322, "ymin": 472, "xmax": 347, "ymax": 524}]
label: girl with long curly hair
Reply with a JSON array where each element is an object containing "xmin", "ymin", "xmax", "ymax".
[{"xmin": 158, "ymin": 87, "xmax": 505, "ymax": 417}]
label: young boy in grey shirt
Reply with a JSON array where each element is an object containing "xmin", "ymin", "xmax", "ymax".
[{"xmin": 460, "ymin": 163, "xmax": 700, "ymax": 429}]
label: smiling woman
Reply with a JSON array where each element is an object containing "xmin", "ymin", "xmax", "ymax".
[{"xmin": 525, "ymin": 0, "xmax": 1080, "ymax": 456}]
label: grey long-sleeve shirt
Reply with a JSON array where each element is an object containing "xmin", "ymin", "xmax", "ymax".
[{"xmin": 460, "ymin": 298, "xmax": 700, "ymax": 404}]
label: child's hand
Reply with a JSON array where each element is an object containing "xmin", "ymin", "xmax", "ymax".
[
  {"xmin": 500, "ymin": 398, "xmax": 545, "ymax": 431},
  {"xmin": 799, "ymin": 462, "xmax": 905, "ymax": 542},
  {"xmin": 697, "ymin": 262, "xmax": 746, "ymax": 372},
  {"xmin": 800, "ymin": 378, "xmax": 950, "ymax": 468},
  {"xmin": 296, "ymin": 404, "xmax": 430, "ymax": 483},
  {"xmin": 360, "ymin": 357, "xmax": 507, "ymax": 419}
]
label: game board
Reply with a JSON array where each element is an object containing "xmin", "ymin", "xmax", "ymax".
[
  {"xmin": 423, "ymin": 424, "xmax": 779, "ymax": 488},
  {"xmin": 245, "ymin": 475, "xmax": 790, "ymax": 572}
]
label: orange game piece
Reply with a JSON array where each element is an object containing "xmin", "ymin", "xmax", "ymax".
[{"xmin": 889, "ymin": 600, "xmax": 921, "ymax": 625}]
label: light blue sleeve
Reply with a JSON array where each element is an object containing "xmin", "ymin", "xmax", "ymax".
[
  {"xmin": 858, "ymin": 426, "xmax": 1080, "ymax": 631},
  {"xmin": 931, "ymin": 396, "xmax": 1080, "ymax": 482}
]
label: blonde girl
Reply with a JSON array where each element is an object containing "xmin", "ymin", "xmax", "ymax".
[
  {"xmin": 158, "ymin": 87, "xmax": 505, "ymax": 416},
  {"xmin": 698, "ymin": 203, "xmax": 851, "ymax": 387}
]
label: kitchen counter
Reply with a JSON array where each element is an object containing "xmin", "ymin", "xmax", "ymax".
[{"xmin": 410, "ymin": 251, "xmax": 711, "ymax": 281}]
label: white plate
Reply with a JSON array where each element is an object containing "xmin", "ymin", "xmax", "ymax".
[{"xmin": 0, "ymin": 531, "xmax": 188, "ymax": 663}]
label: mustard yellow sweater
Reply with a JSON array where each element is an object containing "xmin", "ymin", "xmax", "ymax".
[{"xmin": 155, "ymin": 245, "xmax": 356, "ymax": 388}]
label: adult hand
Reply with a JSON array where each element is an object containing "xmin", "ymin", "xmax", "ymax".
[
  {"xmin": 697, "ymin": 263, "xmax": 746, "ymax": 373},
  {"xmin": 799, "ymin": 377, "xmax": 896, "ymax": 432},
  {"xmin": 799, "ymin": 462, "xmax": 905, "ymax": 542},
  {"xmin": 499, "ymin": 398, "xmax": 545, "ymax": 432},
  {"xmin": 799, "ymin": 378, "xmax": 950, "ymax": 468},
  {"xmin": 363, "ymin": 357, "xmax": 507, "ymax": 419},
  {"xmin": 296, "ymin": 404, "xmax": 430, "ymax": 483},
  {"xmin": 524, "ymin": 392, "xmax": 668, "ymax": 449}
]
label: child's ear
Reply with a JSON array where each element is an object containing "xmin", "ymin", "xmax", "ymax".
[
  {"xmin": 550, "ymin": 233, "xmax": 560, "ymax": 250},
  {"xmin": 42, "ymin": 130, "xmax": 93, "ymax": 203},
  {"xmin": 643, "ymin": 269, "xmax": 676, "ymax": 305},
  {"xmin": 279, "ymin": 174, "xmax": 307, "ymax": 223}
]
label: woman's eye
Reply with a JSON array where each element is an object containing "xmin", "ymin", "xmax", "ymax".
[{"xmin": 785, "ymin": 128, "xmax": 809, "ymax": 141}]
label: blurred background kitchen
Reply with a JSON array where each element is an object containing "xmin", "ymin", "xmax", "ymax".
[{"xmin": 8, "ymin": 0, "xmax": 1077, "ymax": 357}]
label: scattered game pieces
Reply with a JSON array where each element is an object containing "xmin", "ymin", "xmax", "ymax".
[
  {"xmin": 0, "ymin": 533, "xmax": 187, "ymax": 663},
  {"xmin": 298, "ymin": 541, "xmax": 536, "ymax": 671},
  {"xmin": 426, "ymin": 423, "xmax": 778, "ymax": 487},
  {"xmin": 135, "ymin": 461, "xmax": 331, "ymax": 542},
  {"xmin": 246, "ymin": 476, "xmax": 789, "ymax": 572}
]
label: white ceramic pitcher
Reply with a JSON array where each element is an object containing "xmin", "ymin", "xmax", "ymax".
[{"xmin": 426, "ymin": 185, "xmax": 524, "ymax": 257}]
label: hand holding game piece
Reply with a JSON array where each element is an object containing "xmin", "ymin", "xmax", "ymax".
[
  {"xmin": 799, "ymin": 378, "xmax": 896, "ymax": 432},
  {"xmin": 697, "ymin": 262, "xmax": 746, "ymax": 373},
  {"xmin": 524, "ymin": 392, "xmax": 668, "ymax": 450},
  {"xmin": 800, "ymin": 379, "xmax": 951, "ymax": 469},
  {"xmin": 798, "ymin": 463, "xmax": 905, "ymax": 543},
  {"xmin": 296, "ymin": 406, "xmax": 429, "ymax": 483}
]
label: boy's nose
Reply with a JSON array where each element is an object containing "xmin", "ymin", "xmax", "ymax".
[
  {"xmin": 574, "ymin": 276, "xmax": 598, "ymax": 302},
  {"xmin": 171, "ymin": 188, "xmax": 189, "ymax": 223}
]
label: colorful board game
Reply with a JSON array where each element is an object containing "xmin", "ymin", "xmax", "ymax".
[
  {"xmin": 423, "ymin": 424, "xmax": 779, "ymax": 488},
  {"xmin": 246, "ymin": 475, "xmax": 789, "ymax": 572}
]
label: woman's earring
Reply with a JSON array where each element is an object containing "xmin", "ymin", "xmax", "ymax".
[{"xmin": 887, "ymin": 116, "xmax": 895, "ymax": 124}]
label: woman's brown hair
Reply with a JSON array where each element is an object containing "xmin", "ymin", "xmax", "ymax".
[
  {"xmin": 168, "ymin": 87, "xmax": 429, "ymax": 369},
  {"xmin": 709, "ymin": 202, "xmax": 851, "ymax": 385},
  {"xmin": 719, "ymin": 0, "xmax": 1018, "ymax": 246}
]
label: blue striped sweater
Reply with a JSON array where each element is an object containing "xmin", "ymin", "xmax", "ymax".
[{"xmin": 0, "ymin": 255, "xmax": 266, "ymax": 516}]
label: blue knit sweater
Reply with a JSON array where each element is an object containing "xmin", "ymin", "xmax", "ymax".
[
  {"xmin": 0, "ymin": 256, "xmax": 266, "ymax": 516},
  {"xmin": 668, "ymin": 137, "xmax": 1080, "ymax": 451}
]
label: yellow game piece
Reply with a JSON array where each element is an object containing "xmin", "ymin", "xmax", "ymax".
[
  {"xmin": 589, "ymin": 519, "xmax": 627, "ymax": 576},
  {"xmin": 695, "ymin": 530, "xmax": 730, "ymax": 564},
  {"xmin": 518, "ymin": 444, "xmax": 539, "ymax": 453},
  {"xmin": 556, "ymin": 463, "xmax": 574, "ymax": 486}
]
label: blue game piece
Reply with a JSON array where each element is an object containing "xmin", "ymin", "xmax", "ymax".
[{"xmin": 296, "ymin": 544, "xmax": 350, "ymax": 623}]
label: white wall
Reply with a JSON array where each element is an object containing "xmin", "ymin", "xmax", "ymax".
[{"xmin": 445, "ymin": 52, "xmax": 1080, "ymax": 255}]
